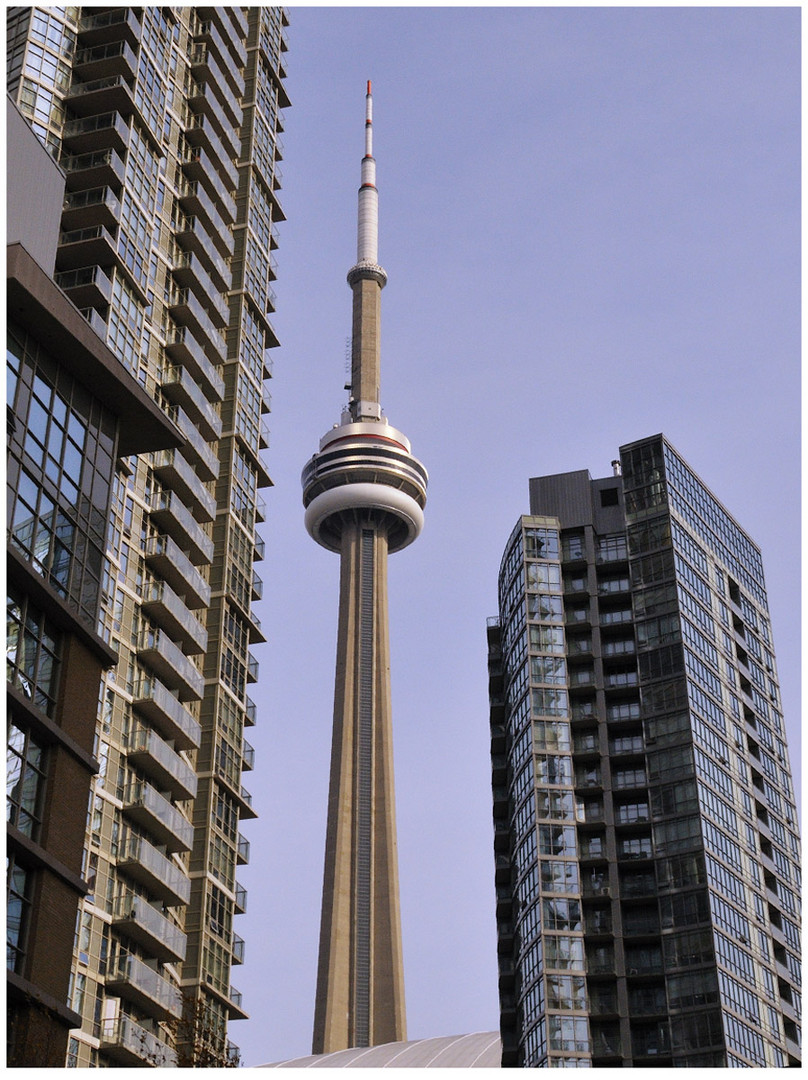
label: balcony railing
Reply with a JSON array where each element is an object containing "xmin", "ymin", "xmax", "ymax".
[
  {"xmin": 123, "ymin": 781, "xmax": 194, "ymax": 852},
  {"xmin": 237, "ymin": 833, "xmax": 250, "ymax": 865},
  {"xmin": 99, "ymin": 1014, "xmax": 176, "ymax": 1068},
  {"xmin": 62, "ymin": 111, "xmax": 129, "ymax": 154},
  {"xmin": 148, "ymin": 485, "xmax": 214, "ymax": 565},
  {"xmin": 164, "ymin": 404, "xmax": 219, "ymax": 483},
  {"xmin": 140, "ymin": 578, "xmax": 208, "ymax": 655},
  {"xmin": 54, "ymin": 265, "xmax": 112, "ymax": 309},
  {"xmin": 126, "ymin": 721, "xmax": 198, "ymax": 801},
  {"xmin": 151, "ymin": 448, "xmax": 216, "ymax": 522},
  {"xmin": 132, "ymin": 673, "xmax": 201, "ymax": 751},
  {"xmin": 118, "ymin": 833, "xmax": 191, "ymax": 907},
  {"xmin": 137, "ymin": 626, "xmax": 205, "ymax": 701},
  {"xmin": 242, "ymin": 739, "xmax": 255, "ymax": 771},
  {"xmin": 143, "ymin": 532, "xmax": 211, "ymax": 609},
  {"xmin": 111, "ymin": 893, "xmax": 187, "ymax": 962},
  {"xmin": 56, "ymin": 222, "xmax": 117, "ymax": 271},
  {"xmin": 106, "ymin": 952, "xmax": 183, "ymax": 1020},
  {"xmin": 167, "ymin": 286, "xmax": 227, "ymax": 363}
]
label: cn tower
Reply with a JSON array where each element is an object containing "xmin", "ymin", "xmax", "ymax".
[{"xmin": 302, "ymin": 84, "xmax": 428, "ymax": 1053}]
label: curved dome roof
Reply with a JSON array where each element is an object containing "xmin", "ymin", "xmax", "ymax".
[{"xmin": 261, "ymin": 1031, "xmax": 502, "ymax": 1068}]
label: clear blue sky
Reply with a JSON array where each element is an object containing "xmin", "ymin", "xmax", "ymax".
[{"xmin": 234, "ymin": 6, "xmax": 800, "ymax": 1066}]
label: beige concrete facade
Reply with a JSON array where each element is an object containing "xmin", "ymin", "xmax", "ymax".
[
  {"xmin": 313, "ymin": 520, "xmax": 406, "ymax": 1053},
  {"xmin": 350, "ymin": 277, "xmax": 383, "ymax": 410}
]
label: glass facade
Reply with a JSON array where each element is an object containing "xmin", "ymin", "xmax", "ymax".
[
  {"xmin": 7, "ymin": 6, "xmax": 288, "ymax": 1067},
  {"xmin": 489, "ymin": 435, "xmax": 800, "ymax": 1067}
]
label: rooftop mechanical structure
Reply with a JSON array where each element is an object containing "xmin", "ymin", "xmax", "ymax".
[{"xmin": 302, "ymin": 83, "xmax": 427, "ymax": 1055}]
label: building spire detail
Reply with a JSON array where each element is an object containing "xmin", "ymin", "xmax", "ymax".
[{"xmin": 347, "ymin": 81, "xmax": 387, "ymax": 422}]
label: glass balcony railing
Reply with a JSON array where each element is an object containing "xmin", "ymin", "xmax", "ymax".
[
  {"xmin": 143, "ymin": 532, "xmax": 211, "ymax": 609},
  {"xmin": 123, "ymin": 780, "xmax": 194, "ymax": 852},
  {"xmin": 126, "ymin": 721, "xmax": 198, "ymax": 801},
  {"xmin": 245, "ymin": 696, "xmax": 257, "ymax": 726},
  {"xmin": 99, "ymin": 1014, "xmax": 176, "ymax": 1068},
  {"xmin": 140, "ymin": 578, "xmax": 208, "ymax": 655},
  {"xmin": 231, "ymin": 934, "xmax": 245, "ymax": 965},
  {"xmin": 236, "ymin": 833, "xmax": 250, "ymax": 864},
  {"xmin": 117, "ymin": 833, "xmax": 191, "ymax": 907},
  {"xmin": 160, "ymin": 362, "xmax": 223, "ymax": 438},
  {"xmin": 132, "ymin": 673, "xmax": 201, "ymax": 751},
  {"xmin": 151, "ymin": 448, "xmax": 216, "ymax": 522},
  {"xmin": 148, "ymin": 485, "xmax": 214, "ymax": 565},
  {"xmin": 137, "ymin": 625, "xmax": 205, "ymax": 701},
  {"xmin": 106, "ymin": 952, "xmax": 183, "ymax": 1020},
  {"xmin": 111, "ymin": 893, "xmax": 187, "ymax": 962},
  {"xmin": 164, "ymin": 403, "xmax": 219, "ymax": 482},
  {"xmin": 241, "ymin": 740, "xmax": 255, "ymax": 771}
]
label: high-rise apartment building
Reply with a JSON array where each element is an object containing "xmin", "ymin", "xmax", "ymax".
[
  {"xmin": 488, "ymin": 434, "xmax": 800, "ymax": 1067},
  {"xmin": 7, "ymin": 6, "xmax": 288, "ymax": 1067}
]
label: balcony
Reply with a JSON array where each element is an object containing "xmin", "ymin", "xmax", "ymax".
[
  {"xmin": 54, "ymin": 265, "xmax": 112, "ymax": 310},
  {"xmin": 247, "ymin": 652, "xmax": 259, "ymax": 683},
  {"xmin": 183, "ymin": 111, "xmax": 238, "ymax": 192},
  {"xmin": 62, "ymin": 111, "xmax": 129, "ymax": 155},
  {"xmin": 164, "ymin": 323, "xmax": 226, "ymax": 404},
  {"xmin": 140, "ymin": 579, "xmax": 208, "ymax": 655},
  {"xmin": 186, "ymin": 80, "xmax": 240, "ymax": 162},
  {"xmin": 173, "ymin": 211, "xmax": 230, "ymax": 293},
  {"xmin": 61, "ymin": 186, "xmax": 120, "ymax": 231},
  {"xmin": 126, "ymin": 722, "xmax": 198, "ymax": 801},
  {"xmin": 65, "ymin": 74, "xmax": 134, "ymax": 118},
  {"xmin": 137, "ymin": 626, "xmax": 205, "ymax": 701},
  {"xmin": 245, "ymin": 697, "xmax": 257, "ymax": 726},
  {"xmin": 194, "ymin": 19, "xmax": 246, "ymax": 89},
  {"xmin": 178, "ymin": 178, "xmax": 234, "ymax": 265},
  {"xmin": 234, "ymin": 882, "xmax": 247, "ymax": 914},
  {"xmin": 242, "ymin": 739, "xmax": 255, "ymax": 771},
  {"xmin": 171, "ymin": 245, "xmax": 229, "ymax": 327},
  {"xmin": 132, "ymin": 673, "xmax": 201, "ymax": 751},
  {"xmin": 236, "ymin": 833, "xmax": 250, "ymax": 865},
  {"xmin": 118, "ymin": 833, "xmax": 191, "ymax": 907},
  {"xmin": 106, "ymin": 952, "xmax": 183, "ymax": 1021},
  {"xmin": 122, "ymin": 781, "xmax": 194, "ymax": 852},
  {"xmin": 228, "ymin": 986, "xmax": 249, "ymax": 1021},
  {"xmin": 253, "ymin": 535, "xmax": 265, "ymax": 562},
  {"xmin": 73, "ymin": 40, "xmax": 138, "ymax": 82},
  {"xmin": 111, "ymin": 894, "xmax": 187, "ymax": 962},
  {"xmin": 190, "ymin": 42, "xmax": 244, "ymax": 107},
  {"xmin": 77, "ymin": 306, "xmax": 107, "ymax": 334},
  {"xmin": 78, "ymin": 7, "xmax": 141, "ymax": 47},
  {"xmin": 236, "ymin": 785, "xmax": 257, "ymax": 821},
  {"xmin": 78, "ymin": 306, "xmax": 108, "ymax": 337},
  {"xmin": 99, "ymin": 1014, "xmax": 176, "ymax": 1068},
  {"xmin": 232, "ymin": 934, "xmax": 245, "ymax": 965},
  {"xmin": 180, "ymin": 143, "xmax": 237, "ymax": 224},
  {"xmin": 167, "ymin": 287, "xmax": 227, "ymax": 364},
  {"xmin": 143, "ymin": 533, "xmax": 211, "ymax": 610},
  {"xmin": 165, "ymin": 404, "xmax": 219, "ymax": 482},
  {"xmin": 56, "ymin": 223, "xmax": 117, "ymax": 271},
  {"xmin": 151, "ymin": 449, "xmax": 216, "ymax": 522},
  {"xmin": 148, "ymin": 486, "xmax": 214, "ymax": 565},
  {"xmin": 62, "ymin": 147, "xmax": 125, "ymax": 192}
]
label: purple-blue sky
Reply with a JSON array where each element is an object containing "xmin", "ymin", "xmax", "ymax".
[{"xmin": 235, "ymin": 6, "xmax": 800, "ymax": 1066}]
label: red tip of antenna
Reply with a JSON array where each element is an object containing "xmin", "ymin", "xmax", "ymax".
[{"xmin": 367, "ymin": 80, "xmax": 372, "ymax": 95}]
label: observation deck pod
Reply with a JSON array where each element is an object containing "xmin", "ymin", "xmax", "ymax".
[{"xmin": 302, "ymin": 419, "xmax": 428, "ymax": 554}]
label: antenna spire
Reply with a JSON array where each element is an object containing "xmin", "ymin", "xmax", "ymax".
[{"xmin": 356, "ymin": 79, "xmax": 379, "ymax": 267}]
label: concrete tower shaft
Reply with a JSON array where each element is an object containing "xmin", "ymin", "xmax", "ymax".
[{"xmin": 302, "ymin": 84, "xmax": 427, "ymax": 1055}]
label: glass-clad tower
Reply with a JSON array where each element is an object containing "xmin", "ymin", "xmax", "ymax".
[
  {"xmin": 7, "ymin": 7, "xmax": 288, "ymax": 1067},
  {"xmin": 488, "ymin": 434, "xmax": 800, "ymax": 1067}
]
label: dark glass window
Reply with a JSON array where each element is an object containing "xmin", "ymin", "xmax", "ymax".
[{"xmin": 7, "ymin": 722, "xmax": 46, "ymax": 838}]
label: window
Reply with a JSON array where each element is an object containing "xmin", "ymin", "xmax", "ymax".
[
  {"xmin": 6, "ymin": 593, "xmax": 61, "ymax": 716},
  {"xmin": 7, "ymin": 855, "xmax": 31, "ymax": 972},
  {"xmin": 7, "ymin": 722, "xmax": 46, "ymax": 838}
]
